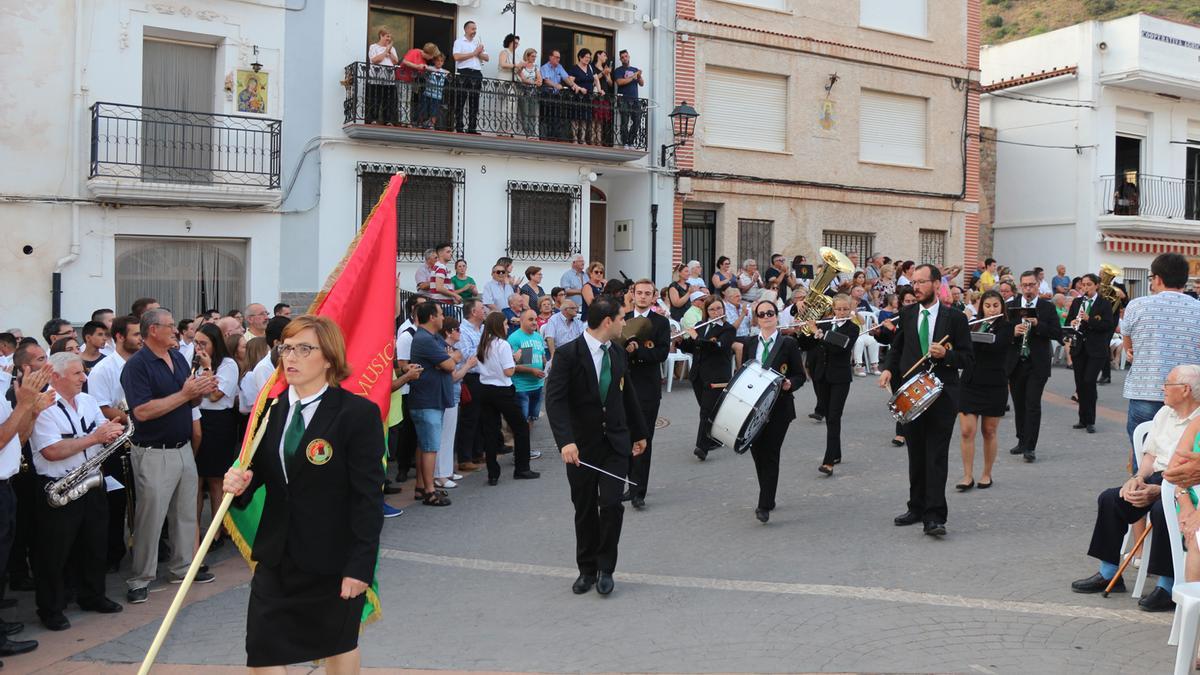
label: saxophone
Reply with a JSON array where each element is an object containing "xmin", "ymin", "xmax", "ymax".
[
  {"xmin": 796, "ymin": 247, "xmax": 855, "ymax": 335},
  {"xmin": 45, "ymin": 420, "xmax": 134, "ymax": 507}
]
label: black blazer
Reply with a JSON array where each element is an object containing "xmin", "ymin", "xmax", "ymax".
[
  {"xmin": 545, "ymin": 334, "xmax": 649, "ymax": 465},
  {"xmin": 884, "ymin": 303, "xmax": 974, "ymax": 387},
  {"xmin": 623, "ymin": 311, "xmax": 670, "ymax": 405},
  {"xmin": 680, "ymin": 322, "xmax": 735, "ymax": 387},
  {"xmin": 797, "ymin": 320, "xmax": 859, "ymax": 385},
  {"xmin": 964, "ymin": 319, "xmax": 1014, "ymax": 387},
  {"xmin": 1004, "ymin": 297, "xmax": 1063, "ymax": 378},
  {"xmin": 235, "ymin": 386, "xmax": 385, "ymax": 583},
  {"xmin": 742, "ymin": 332, "xmax": 806, "ymax": 423},
  {"xmin": 1065, "ymin": 295, "xmax": 1116, "ymax": 358}
]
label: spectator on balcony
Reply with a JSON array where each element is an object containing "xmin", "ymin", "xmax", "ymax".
[
  {"xmin": 367, "ymin": 28, "xmax": 399, "ymax": 126},
  {"xmin": 613, "ymin": 50, "xmax": 645, "ymax": 150},
  {"xmin": 1114, "ymin": 177, "xmax": 1139, "ymax": 215},
  {"xmin": 399, "ymin": 42, "xmax": 439, "ymax": 127},
  {"xmin": 417, "ymin": 53, "xmax": 449, "ymax": 130},
  {"xmin": 539, "ymin": 50, "xmax": 586, "ymax": 141},
  {"xmin": 452, "ymin": 21, "xmax": 488, "ymax": 135},
  {"xmin": 498, "ymin": 35, "xmax": 520, "ymax": 133},
  {"xmin": 516, "ymin": 48, "xmax": 542, "ymax": 138},
  {"xmin": 592, "ymin": 50, "xmax": 615, "ymax": 146},
  {"xmin": 520, "ymin": 266, "xmax": 546, "ymax": 309},
  {"xmin": 452, "ymin": 258, "xmax": 478, "ymax": 301},
  {"xmin": 567, "ymin": 48, "xmax": 599, "ymax": 145}
]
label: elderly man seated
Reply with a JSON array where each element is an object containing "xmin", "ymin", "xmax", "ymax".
[{"xmin": 1070, "ymin": 364, "xmax": 1200, "ymax": 611}]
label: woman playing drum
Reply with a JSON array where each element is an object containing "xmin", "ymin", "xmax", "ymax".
[{"xmin": 679, "ymin": 296, "xmax": 736, "ymax": 461}]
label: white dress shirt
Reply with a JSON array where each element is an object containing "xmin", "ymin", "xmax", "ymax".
[
  {"xmin": 582, "ymin": 330, "xmax": 608, "ymax": 389},
  {"xmin": 395, "ymin": 321, "xmax": 416, "ymax": 395},
  {"xmin": 478, "ymin": 338, "xmax": 515, "ymax": 387},
  {"xmin": 31, "ymin": 391, "xmax": 105, "ymax": 479},
  {"xmin": 251, "ymin": 353, "xmax": 276, "ymax": 394},
  {"xmin": 278, "ymin": 384, "xmax": 327, "ymax": 483},
  {"xmin": 199, "ymin": 357, "xmax": 239, "ymax": 411},
  {"xmin": 453, "ymin": 36, "xmax": 483, "ymax": 70},
  {"xmin": 87, "ymin": 350, "xmax": 127, "ymax": 408},
  {"xmin": 0, "ymin": 397, "xmax": 24, "ymax": 479}
]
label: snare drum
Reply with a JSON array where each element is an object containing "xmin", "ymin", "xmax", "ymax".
[
  {"xmin": 710, "ymin": 361, "xmax": 784, "ymax": 454},
  {"xmin": 887, "ymin": 371, "xmax": 944, "ymax": 424}
]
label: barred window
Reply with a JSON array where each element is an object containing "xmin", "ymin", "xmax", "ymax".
[
  {"xmin": 507, "ymin": 181, "xmax": 581, "ymax": 260},
  {"xmin": 822, "ymin": 231, "xmax": 875, "ymax": 266},
  {"xmin": 358, "ymin": 163, "xmax": 464, "ymax": 261},
  {"xmin": 918, "ymin": 229, "xmax": 946, "ymax": 266},
  {"xmin": 737, "ymin": 219, "xmax": 773, "ymax": 271}
]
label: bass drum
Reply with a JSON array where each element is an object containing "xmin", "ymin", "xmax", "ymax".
[{"xmin": 710, "ymin": 361, "xmax": 784, "ymax": 454}]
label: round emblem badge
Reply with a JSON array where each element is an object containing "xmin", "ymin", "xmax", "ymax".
[{"xmin": 305, "ymin": 439, "xmax": 333, "ymax": 465}]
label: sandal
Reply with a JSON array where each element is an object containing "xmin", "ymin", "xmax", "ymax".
[{"xmin": 422, "ymin": 491, "xmax": 452, "ymax": 507}]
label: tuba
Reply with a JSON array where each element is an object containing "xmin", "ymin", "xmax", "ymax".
[
  {"xmin": 45, "ymin": 420, "xmax": 134, "ymax": 507},
  {"xmin": 796, "ymin": 247, "xmax": 855, "ymax": 335},
  {"xmin": 1098, "ymin": 263, "xmax": 1123, "ymax": 311}
]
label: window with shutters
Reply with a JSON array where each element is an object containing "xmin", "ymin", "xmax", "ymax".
[
  {"xmin": 507, "ymin": 181, "xmax": 582, "ymax": 261},
  {"xmin": 822, "ymin": 231, "xmax": 874, "ymax": 267},
  {"xmin": 859, "ymin": 89, "xmax": 927, "ymax": 167},
  {"xmin": 859, "ymin": 0, "xmax": 927, "ymax": 38},
  {"xmin": 737, "ymin": 219, "xmax": 773, "ymax": 273},
  {"xmin": 703, "ymin": 67, "xmax": 788, "ymax": 153},
  {"xmin": 358, "ymin": 163, "xmax": 465, "ymax": 262},
  {"xmin": 918, "ymin": 230, "xmax": 946, "ymax": 266}
]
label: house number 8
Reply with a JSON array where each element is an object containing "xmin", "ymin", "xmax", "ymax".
[{"xmin": 481, "ymin": 165, "xmax": 487, "ymax": 174}]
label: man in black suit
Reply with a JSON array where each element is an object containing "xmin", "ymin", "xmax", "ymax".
[
  {"xmin": 545, "ymin": 296, "xmax": 647, "ymax": 596},
  {"xmin": 1065, "ymin": 273, "xmax": 1116, "ymax": 433},
  {"xmin": 879, "ymin": 264, "xmax": 973, "ymax": 537},
  {"xmin": 1006, "ymin": 270, "xmax": 1063, "ymax": 463},
  {"xmin": 623, "ymin": 280, "xmax": 670, "ymax": 509}
]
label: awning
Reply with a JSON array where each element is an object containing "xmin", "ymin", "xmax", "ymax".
[
  {"xmin": 1102, "ymin": 233, "xmax": 1200, "ymax": 256},
  {"xmin": 528, "ymin": 0, "xmax": 637, "ymax": 23}
]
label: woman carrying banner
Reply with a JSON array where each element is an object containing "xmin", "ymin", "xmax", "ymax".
[{"xmin": 223, "ymin": 315, "xmax": 385, "ymax": 672}]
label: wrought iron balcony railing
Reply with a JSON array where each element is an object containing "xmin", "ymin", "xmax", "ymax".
[
  {"xmin": 1100, "ymin": 174, "xmax": 1200, "ymax": 221},
  {"xmin": 341, "ymin": 62, "xmax": 648, "ymax": 152},
  {"xmin": 89, "ymin": 102, "xmax": 282, "ymax": 188}
]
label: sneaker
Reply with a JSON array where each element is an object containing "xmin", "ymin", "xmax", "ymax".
[
  {"xmin": 170, "ymin": 570, "xmax": 215, "ymax": 585},
  {"xmin": 126, "ymin": 587, "xmax": 148, "ymax": 604},
  {"xmin": 434, "ymin": 479, "xmax": 458, "ymax": 489},
  {"xmin": 853, "ymin": 367, "xmax": 866, "ymax": 377},
  {"xmin": 451, "ymin": 473, "xmax": 463, "ymax": 481},
  {"xmin": 383, "ymin": 503, "xmax": 404, "ymax": 519},
  {"xmin": 529, "ymin": 450, "xmax": 543, "ymax": 460}
]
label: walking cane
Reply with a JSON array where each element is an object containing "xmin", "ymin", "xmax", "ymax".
[{"xmin": 1103, "ymin": 523, "xmax": 1152, "ymax": 597}]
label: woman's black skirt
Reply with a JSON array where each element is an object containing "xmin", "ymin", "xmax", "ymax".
[
  {"xmin": 246, "ymin": 555, "xmax": 366, "ymax": 667},
  {"xmin": 196, "ymin": 408, "xmax": 239, "ymax": 478},
  {"xmin": 958, "ymin": 382, "xmax": 1007, "ymax": 417}
]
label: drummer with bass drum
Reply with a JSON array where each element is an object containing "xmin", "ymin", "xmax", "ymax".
[
  {"xmin": 877, "ymin": 265, "xmax": 973, "ymax": 538},
  {"xmin": 677, "ymin": 297, "xmax": 736, "ymax": 461}
]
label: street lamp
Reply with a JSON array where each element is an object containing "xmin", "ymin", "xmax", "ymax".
[{"xmin": 660, "ymin": 100, "xmax": 699, "ymax": 168}]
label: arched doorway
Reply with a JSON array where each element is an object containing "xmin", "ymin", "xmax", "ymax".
[{"xmin": 589, "ymin": 186, "xmax": 607, "ymax": 267}]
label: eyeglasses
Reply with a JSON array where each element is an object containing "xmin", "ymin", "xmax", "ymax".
[
  {"xmin": 592, "ymin": 270, "xmax": 605, "ymax": 275},
  {"xmin": 755, "ymin": 310, "xmax": 777, "ymax": 318},
  {"xmin": 276, "ymin": 343, "xmax": 318, "ymax": 359}
]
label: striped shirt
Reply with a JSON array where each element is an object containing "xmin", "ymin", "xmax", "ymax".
[{"xmin": 1123, "ymin": 291, "xmax": 1200, "ymax": 401}]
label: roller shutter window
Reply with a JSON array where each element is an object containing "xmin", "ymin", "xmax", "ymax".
[
  {"xmin": 860, "ymin": 89, "xmax": 927, "ymax": 167},
  {"xmin": 860, "ymin": 0, "xmax": 927, "ymax": 38},
  {"xmin": 704, "ymin": 68, "xmax": 788, "ymax": 153}
]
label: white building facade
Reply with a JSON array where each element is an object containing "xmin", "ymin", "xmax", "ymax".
[{"xmin": 982, "ymin": 14, "xmax": 1200, "ymax": 297}]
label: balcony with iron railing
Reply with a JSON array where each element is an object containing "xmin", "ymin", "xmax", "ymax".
[
  {"xmin": 88, "ymin": 102, "xmax": 282, "ymax": 206},
  {"xmin": 1098, "ymin": 174, "xmax": 1200, "ymax": 226},
  {"xmin": 341, "ymin": 62, "xmax": 648, "ymax": 162}
]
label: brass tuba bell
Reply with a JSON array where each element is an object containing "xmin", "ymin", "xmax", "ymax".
[
  {"xmin": 796, "ymin": 247, "xmax": 854, "ymax": 335},
  {"xmin": 1098, "ymin": 263, "xmax": 1123, "ymax": 310}
]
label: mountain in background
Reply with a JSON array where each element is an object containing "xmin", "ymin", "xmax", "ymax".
[{"xmin": 981, "ymin": 0, "xmax": 1200, "ymax": 44}]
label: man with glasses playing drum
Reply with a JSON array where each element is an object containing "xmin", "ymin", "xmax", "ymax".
[{"xmin": 878, "ymin": 264, "xmax": 973, "ymax": 537}]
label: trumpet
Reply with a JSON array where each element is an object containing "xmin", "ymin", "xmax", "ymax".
[{"xmin": 45, "ymin": 420, "xmax": 134, "ymax": 507}]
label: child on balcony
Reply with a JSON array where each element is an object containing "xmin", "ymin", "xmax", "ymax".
[{"xmin": 417, "ymin": 54, "xmax": 448, "ymax": 129}]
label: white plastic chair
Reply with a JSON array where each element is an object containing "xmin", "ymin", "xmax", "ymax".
[
  {"xmin": 1120, "ymin": 421, "xmax": 1155, "ymax": 598},
  {"xmin": 1161, "ymin": 479, "xmax": 1200, "ymax": 674},
  {"xmin": 664, "ymin": 319, "xmax": 691, "ymax": 393}
]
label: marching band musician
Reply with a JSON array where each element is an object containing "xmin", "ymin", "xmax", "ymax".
[
  {"xmin": 1005, "ymin": 271, "xmax": 1063, "ymax": 463},
  {"xmin": 1065, "ymin": 273, "xmax": 1116, "ymax": 434},
  {"xmin": 956, "ymin": 290, "xmax": 1013, "ymax": 490},
  {"xmin": 623, "ymin": 280, "xmax": 670, "ymax": 509},
  {"xmin": 878, "ymin": 265, "xmax": 973, "ymax": 538},
  {"xmin": 797, "ymin": 294, "xmax": 859, "ymax": 476},
  {"xmin": 679, "ymin": 296, "xmax": 736, "ymax": 461},
  {"xmin": 742, "ymin": 299, "xmax": 806, "ymax": 524},
  {"xmin": 30, "ymin": 352, "xmax": 125, "ymax": 631},
  {"xmin": 875, "ymin": 287, "xmax": 918, "ymax": 447}
]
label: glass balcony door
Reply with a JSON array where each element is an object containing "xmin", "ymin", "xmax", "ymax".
[{"xmin": 141, "ymin": 40, "xmax": 215, "ymax": 184}]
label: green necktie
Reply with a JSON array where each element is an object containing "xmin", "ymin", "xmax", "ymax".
[
  {"xmin": 283, "ymin": 397, "xmax": 319, "ymax": 461},
  {"xmin": 1084, "ymin": 298, "xmax": 1093, "ymax": 315},
  {"xmin": 598, "ymin": 344, "xmax": 611, "ymax": 401},
  {"xmin": 761, "ymin": 337, "xmax": 773, "ymax": 366},
  {"xmin": 919, "ymin": 309, "xmax": 931, "ymax": 355}
]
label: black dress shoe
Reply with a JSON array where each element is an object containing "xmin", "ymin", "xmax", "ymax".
[
  {"xmin": 1072, "ymin": 423, "xmax": 1086, "ymax": 429},
  {"xmin": 8, "ymin": 578, "xmax": 33, "ymax": 593},
  {"xmin": 631, "ymin": 495, "xmax": 645, "ymax": 509},
  {"xmin": 1024, "ymin": 449, "xmax": 1037, "ymax": 463},
  {"xmin": 0, "ymin": 637, "xmax": 37, "ymax": 656},
  {"xmin": 1086, "ymin": 425, "xmax": 1096, "ymax": 434},
  {"xmin": 1138, "ymin": 586, "xmax": 1176, "ymax": 612},
  {"xmin": 0, "ymin": 621, "xmax": 22, "ymax": 636},
  {"xmin": 596, "ymin": 571, "xmax": 614, "ymax": 595},
  {"xmin": 39, "ymin": 613, "xmax": 70, "ymax": 631},
  {"xmin": 1098, "ymin": 376, "xmax": 1112, "ymax": 385},
  {"xmin": 890, "ymin": 437, "xmax": 905, "ymax": 447},
  {"xmin": 894, "ymin": 510, "xmax": 921, "ymax": 526},
  {"xmin": 1009, "ymin": 444, "xmax": 1026, "ymax": 455},
  {"xmin": 513, "ymin": 470, "xmax": 541, "ymax": 480},
  {"xmin": 572, "ymin": 573, "xmax": 596, "ymax": 594},
  {"xmin": 693, "ymin": 447, "xmax": 708, "ymax": 461},
  {"xmin": 923, "ymin": 521, "xmax": 947, "ymax": 537},
  {"xmin": 755, "ymin": 508, "xmax": 769, "ymax": 523},
  {"xmin": 818, "ymin": 464, "xmax": 833, "ymax": 476},
  {"xmin": 808, "ymin": 413, "xmax": 824, "ymax": 422},
  {"xmin": 487, "ymin": 477, "xmax": 499, "ymax": 486},
  {"xmin": 1071, "ymin": 572, "xmax": 1123, "ymax": 594},
  {"xmin": 955, "ymin": 479, "xmax": 974, "ymax": 491},
  {"xmin": 383, "ymin": 483, "xmax": 403, "ymax": 495},
  {"xmin": 79, "ymin": 597, "xmax": 123, "ymax": 614},
  {"xmin": 620, "ymin": 489, "xmax": 632, "ymax": 502}
]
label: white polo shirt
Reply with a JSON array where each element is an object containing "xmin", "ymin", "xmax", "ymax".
[
  {"xmin": 31, "ymin": 391, "xmax": 106, "ymax": 479},
  {"xmin": 0, "ymin": 397, "xmax": 24, "ymax": 480},
  {"xmin": 87, "ymin": 350, "xmax": 127, "ymax": 409},
  {"xmin": 396, "ymin": 321, "xmax": 416, "ymax": 395}
]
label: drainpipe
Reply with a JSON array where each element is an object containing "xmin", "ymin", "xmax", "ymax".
[
  {"xmin": 650, "ymin": 203, "xmax": 659, "ymax": 282},
  {"xmin": 53, "ymin": 0, "xmax": 84, "ymax": 317},
  {"xmin": 648, "ymin": 0, "xmax": 661, "ymax": 285}
]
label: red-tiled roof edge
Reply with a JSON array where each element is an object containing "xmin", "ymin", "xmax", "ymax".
[{"xmin": 982, "ymin": 66, "xmax": 1078, "ymax": 92}]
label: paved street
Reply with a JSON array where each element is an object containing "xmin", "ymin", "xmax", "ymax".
[{"xmin": 10, "ymin": 365, "xmax": 1183, "ymax": 673}]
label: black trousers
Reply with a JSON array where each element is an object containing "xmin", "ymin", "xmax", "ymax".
[
  {"xmin": 692, "ymin": 379, "xmax": 721, "ymax": 452},
  {"xmin": 749, "ymin": 407, "xmax": 793, "ymax": 511},
  {"xmin": 815, "ymin": 379, "xmax": 850, "ymax": 465},
  {"xmin": 1009, "ymin": 360, "xmax": 1048, "ymax": 452},
  {"xmin": 1087, "ymin": 474, "xmax": 1173, "ymax": 578},
  {"xmin": 1073, "ymin": 349, "xmax": 1104, "ymax": 425},
  {"xmin": 0, "ymin": 481, "xmax": 15, "ymax": 596},
  {"xmin": 7, "ymin": 470, "xmax": 35, "ymax": 584},
  {"xmin": 366, "ymin": 82, "xmax": 397, "ymax": 125},
  {"xmin": 454, "ymin": 373, "xmax": 484, "ymax": 463},
  {"xmin": 393, "ymin": 395, "xmax": 417, "ymax": 480},
  {"xmin": 454, "ymin": 69, "xmax": 482, "ymax": 133},
  {"xmin": 618, "ymin": 97, "xmax": 641, "ymax": 147},
  {"xmin": 903, "ymin": 390, "xmax": 956, "ymax": 524},
  {"xmin": 565, "ymin": 450, "xmax": 626, "ymax": 574},
  {"xmin": 479, "ymin": 383, "xmax": 530, "ymax": 479},
  {"xmin": 34, "ymin": 480, "xmax": 107, "ymax": 615},
  {"xmin": 628, "ymin": 398, "xmax": 660, "ymax": 499},
  {"xmin": 539, "ymin": 92, "xmax": 566, "ymax": 140},
  {"xmin": 102, "ymin": 447, "xmax": 133, "ymax": 568}
]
